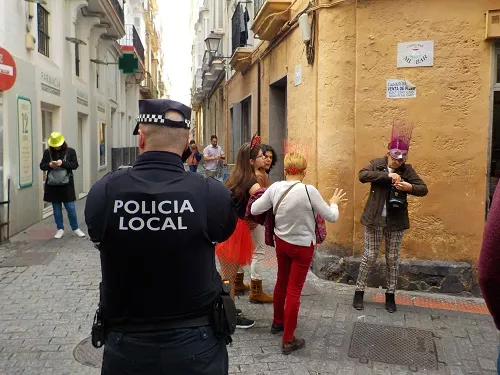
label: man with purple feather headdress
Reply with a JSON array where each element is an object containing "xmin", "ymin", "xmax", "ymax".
[{"xmin": 353, "ymin": 120, "xmax": 428, "ymax": 313}]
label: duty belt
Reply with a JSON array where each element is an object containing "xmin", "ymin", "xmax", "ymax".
[{"xmin": 106, "ymin": 314, "xmax": 212, "ymax": 333}]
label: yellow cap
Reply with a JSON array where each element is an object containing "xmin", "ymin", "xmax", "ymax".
[{"xmin": 47, "ymin": 132, "xmax": 65, "ymax": 148}]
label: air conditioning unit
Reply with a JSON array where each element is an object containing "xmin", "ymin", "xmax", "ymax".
[
  {"xmin": 25, "ymin": 34, "xmax": 36, "ymax": 51},
  {"xmin": 486, "ymin": 9, "xmax": 500, "ymax": 39}
]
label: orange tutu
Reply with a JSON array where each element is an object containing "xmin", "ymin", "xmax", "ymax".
[{"xmin": 216, "ymin": 218, "xmax": 254, "ymax": 265}]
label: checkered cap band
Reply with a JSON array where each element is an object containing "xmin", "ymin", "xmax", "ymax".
[{"xmin": 136, "ymin": 113, "xmax": 191, "ymax": 128}]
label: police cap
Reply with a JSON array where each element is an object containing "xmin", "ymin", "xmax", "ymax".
[{"xmin": 133, "ymin": 99, "xmax": 192, "ymax": 135}]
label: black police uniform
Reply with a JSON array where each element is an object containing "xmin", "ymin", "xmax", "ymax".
[{"xmin": 84, "ymin": 99, "xmax": 238, "ymax": 375}]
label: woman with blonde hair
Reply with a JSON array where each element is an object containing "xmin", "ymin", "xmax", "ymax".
[
  {"xmin": 250, "ymin": 151, "xmax": 347, "ymax": 354},
  {"xmin": 216, "ymin": 135, "xmax": 266, "ymax": 328}
]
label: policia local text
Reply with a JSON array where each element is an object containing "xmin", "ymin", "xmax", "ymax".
[{"xmin": 113, "ymin": 199, "xmax": 194, "ymax": 231}]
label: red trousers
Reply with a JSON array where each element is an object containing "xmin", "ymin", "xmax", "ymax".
[{"xmin": 273, "ymin": 236, "xmax": 314, "ymax": 343}]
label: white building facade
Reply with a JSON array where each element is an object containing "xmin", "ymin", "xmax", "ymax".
[
  {"xmin": 0, "ymin": 0, "xmax": 149, "ymax": 238},
  {"xmin": 191, "ymin": 0, "xmax": 258, "ymax": 148}
]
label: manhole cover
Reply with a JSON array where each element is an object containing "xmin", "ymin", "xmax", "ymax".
[
  {"xmin": 348, "ymin": 322, "xmax": 437, "ymax": 370},
  {"xmin": 73, "ymin": 337, "xmax": 103, "ymax": 368},
  {"xmin": 0, "ymin": 251, "xmax": 55, "ymax": 267}
]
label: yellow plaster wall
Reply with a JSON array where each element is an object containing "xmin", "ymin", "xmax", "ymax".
[
  {"xmin": 354, "ymin": 0, "xmax": 496, "ymax": 264},
  {"xmin": 223, "ymin": 0, "xmax": 496, "ymax": 264},
  {"xmin": 316, "ymin": 2, "xmax": 357, "ymax": 253}
]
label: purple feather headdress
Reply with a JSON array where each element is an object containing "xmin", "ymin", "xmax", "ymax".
[{"xmin": 389, "ymin": 120, "xmax": 414, "ymax": 159}]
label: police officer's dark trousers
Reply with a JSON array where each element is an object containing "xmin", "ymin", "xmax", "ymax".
[{"xmin": 101, "ymin": 325, "xmax": 228, "ymax": 375}]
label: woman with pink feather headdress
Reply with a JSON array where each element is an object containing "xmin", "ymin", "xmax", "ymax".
[{"xmin": 353, "ymin": 120, "xmax": 428, "ymax": 313}]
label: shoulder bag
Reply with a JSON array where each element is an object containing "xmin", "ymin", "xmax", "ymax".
[
  {"xmin": 47, "ymin": 153, "xmax": 70, "ymax": 186},
  {"xmin": 305, "ymin": 185, "xmax": 327, "ymax": 244},
  {"xmin": 273, "ymin": 182, "xmax": 300, "ymax": 215}
]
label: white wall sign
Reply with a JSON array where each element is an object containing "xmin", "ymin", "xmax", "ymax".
[
  {"xmin": 40, "ymin": 71, "xmax": 61, "ymax": 96},
  {"xmin": 397, "ymin": 41, "xmax": 434, "ymax": 68},
  {"xmin": 386, "ymin": 79, "xmax": 416, "ymax": 99},
  {"xmin": 294, "ymin": 64, "xmax": 302, "ymax": 86},
  {"xmin": 17, "ymin": 96, "xmax": 33, "ymax": 188},
  {"xmin": 77, "ymin": 87, "xmax": 88, "ymax": 107}
]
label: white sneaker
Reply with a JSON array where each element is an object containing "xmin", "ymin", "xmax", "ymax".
[
  {"xmin": 73, "ymin": 229, "xmax": 86, "ymax": 238},
  {"xmin": 54, "ymin": 229, "xmax": 64, "ymax": 239}
]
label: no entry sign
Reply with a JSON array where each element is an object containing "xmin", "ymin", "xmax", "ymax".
[{"xmin": 0, "ymin": 47, "xmax": 16, "ymax": 91}]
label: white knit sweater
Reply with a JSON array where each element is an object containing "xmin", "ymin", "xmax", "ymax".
[{"xmin": 250, "ymin": 181, "xmax": 339, "ymax": 246}]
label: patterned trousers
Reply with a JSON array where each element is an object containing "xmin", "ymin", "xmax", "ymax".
[{"xmin": 355, "ymin": 226, "xmax": 404, "ymax": 293}]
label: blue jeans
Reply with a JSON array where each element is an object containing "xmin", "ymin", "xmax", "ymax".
[
  {"xmin": 52, "ymin": 202, "xmax": 79, "ymax": 231},
  {"xmin": 101, "ymin": 325, "xmax": 228, "ymax": 375},
  {"xmin": 189, "ymin": 165, "xmax": 198, "ymax": 172}
]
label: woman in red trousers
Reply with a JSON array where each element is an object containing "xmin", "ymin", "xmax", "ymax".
[{"xmin": 250, "ymin": 151, "xmax": 347, "ymax": 354}]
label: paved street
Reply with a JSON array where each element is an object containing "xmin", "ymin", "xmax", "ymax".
[{"xmin": 0, "ymin": 198, "xmax": 498, "ymax": 375}]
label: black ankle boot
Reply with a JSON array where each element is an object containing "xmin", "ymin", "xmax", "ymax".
[
  {"xmin": 353, "ymin": 291, "xmax": 364, "ymax": 310},
  {"xmin": 385, "ymin": 293, "xmax": 396, "ymax": 313}
]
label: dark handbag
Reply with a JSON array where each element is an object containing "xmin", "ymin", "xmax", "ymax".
[
  {"xmin": 388, "ymin": 184, "xmax": 408, "ymax": 209},
  {"xmin": 47, "ymin": 154, "xmax": 70, "ymax": 186},
  {"xmin": 305, "ymin": 186, "xmax": 327, "ymax": 245}
]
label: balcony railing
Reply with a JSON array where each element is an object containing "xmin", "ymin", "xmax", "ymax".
[
  {"xmin": 110, "ymin": 0, "xmax": 125, "ymax": 26},
  {"xmin": 121, "ymin": 24, "xmax": 145, "ymax": 63},
  {"xmin": 254, "ymin": 0, "xmax": 265, "ymax": 18}
]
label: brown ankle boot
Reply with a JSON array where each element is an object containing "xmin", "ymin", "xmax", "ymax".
[
  {"xmin": 234, "ymin": 271, "xmax": 250, "ymax": 294},
  {"xmin": 249, "ymin": 279, "xmax": 273, "ymax": 303}
]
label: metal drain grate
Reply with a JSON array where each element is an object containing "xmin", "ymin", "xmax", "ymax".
[
  {"xmin": 0, "ymin": 251, "xmax": 55, "ymax": 267},
  {"xmin": 73, "ymin": 337, "xmax": 103, "ymax": 368},
  {"xmin": 348, "ymin": 322, "xmax": 438, "ymax": 370}
]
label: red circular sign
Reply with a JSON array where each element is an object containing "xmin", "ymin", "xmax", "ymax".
[{"xmin": 0, "ymin": 47, "xmax": 17, "ymax": 91}]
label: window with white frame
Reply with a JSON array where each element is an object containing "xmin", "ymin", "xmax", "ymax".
[
  {"xmin": 37, "ymin": 4, "xmax": 50, "ymax": 57},
  {"xmin": 99, "ymin": 122, "xmax": 107, "ymax": 168},
  {"xmin": 497, "ymin": 50, "xmax": 500, "ymax": 85},
  {"xmin": 487, "ymin": 45, "xmax": 500, "ymax": 216},
  {"xmin": 41, "ymin": 109, "xmax": 53, "ymax": 210}
]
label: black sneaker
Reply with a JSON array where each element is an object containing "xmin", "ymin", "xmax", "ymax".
[
  {"xmin": 236, "ymin": 309, "xmax": 242, "ymax": 316},
  {"xmin": 236, "ymin": 316, "xmax": 255, "ymax": 329}
]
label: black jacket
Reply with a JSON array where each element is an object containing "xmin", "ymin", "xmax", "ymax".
[
  {"xmin": 39, "ymin": 147, "xmax": 79, "ymax": 202},
  {"xmin": 359, "ymin": 156, "xmax": 428, "ymax": 231},
  {"xmin": 84, "ymin": 151, "xmax": 238, "ymax": 325}
]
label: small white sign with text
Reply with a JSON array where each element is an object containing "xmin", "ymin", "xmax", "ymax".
[
  {"xmin": 397, "ymin": 41, "xmax": 434, "ymax": 68},
  {"xmin": 386, "ymin": 79, "xmax": 416, "ymax": 99}
]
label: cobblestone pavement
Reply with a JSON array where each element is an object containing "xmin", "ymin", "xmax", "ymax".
[{"xmin": 0, "ymin": 198, "xmax": 498, "ymax": 375}]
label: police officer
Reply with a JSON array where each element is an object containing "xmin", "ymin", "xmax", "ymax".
[{"xmin": 84, "ymin": 99, "xmax": 238, "ymax": 375}]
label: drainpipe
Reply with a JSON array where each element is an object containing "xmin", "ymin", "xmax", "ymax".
[{"xmin": 257, "ymin": 60, "xmax": 261, "ymax": 136}]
